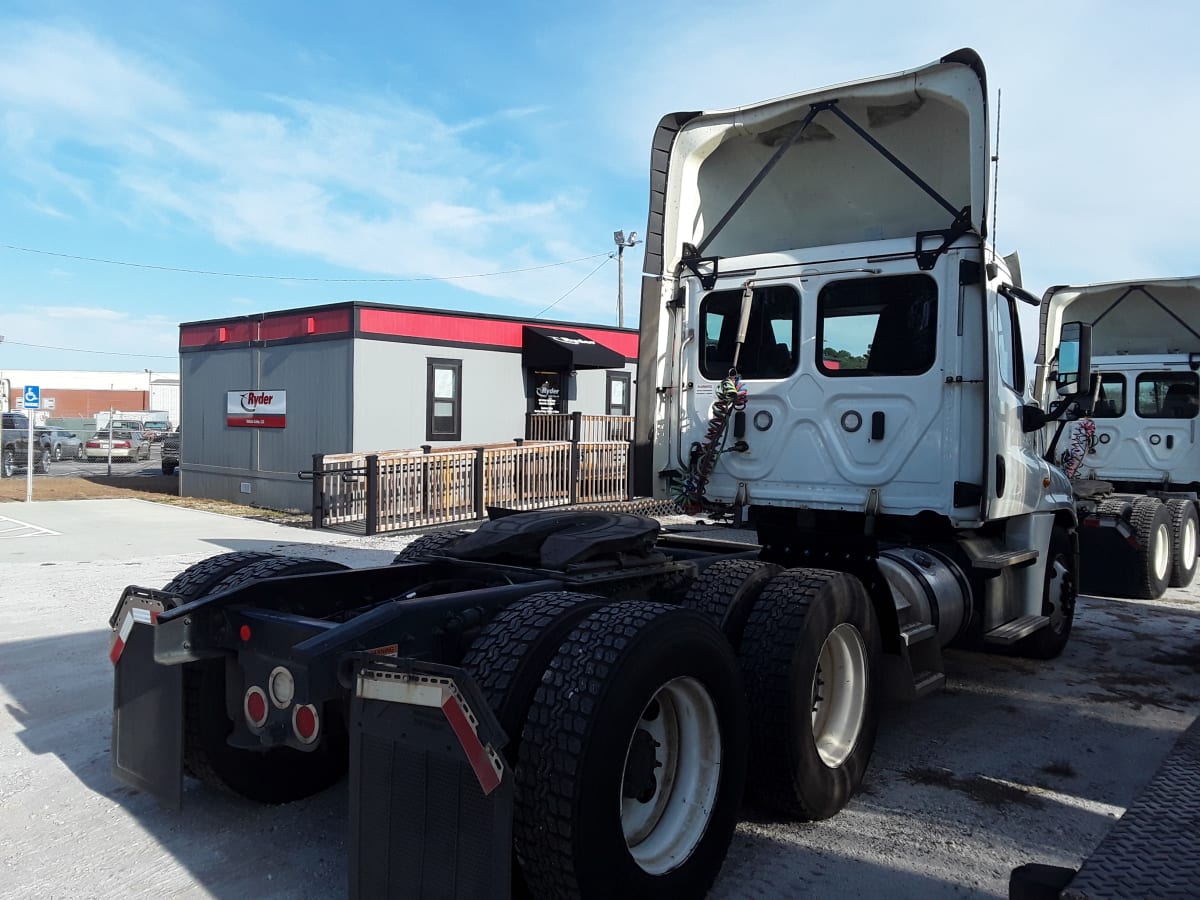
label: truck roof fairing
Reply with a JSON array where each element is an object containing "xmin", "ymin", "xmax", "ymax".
[
  {"xmin": 642, "ymin": 49, "xmax": 989, "ymax": 280},
  {"xmin": 1038, "ymin": 275, "xmax": 1200, "ymax": 368}
]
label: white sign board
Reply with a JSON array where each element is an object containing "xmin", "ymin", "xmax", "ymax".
[{"xmin": 227, "ymin": 390, "xmax": 286, "ymax": 428}]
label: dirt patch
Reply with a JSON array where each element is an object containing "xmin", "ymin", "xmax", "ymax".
[{"xmin": 0, "ymin": 475, "xmax": 310, "ymax": 526}]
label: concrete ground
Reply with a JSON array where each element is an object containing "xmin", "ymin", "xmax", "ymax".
[{"xmin": 1, "ymin": 500, "xmax": 1198, "ymax": 898}]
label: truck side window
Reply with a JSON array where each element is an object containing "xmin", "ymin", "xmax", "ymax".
[
  {"xmin": 994, "ymin": 296, "xmax": 1024, "ymax": 393},
  {"xmin": 817, "ymin": 274, "xmax": 937, "ymax": 376},
  {"xmin": 1091, "ymin": 374, "xmax": 1126, "ymax": 418},
  {"xmin": 698, "ymin": 285, "xmax": 799, "ymax": 380},
  {"xmin": 1136, "ymin": 372, "xmax": 1199, "ymax": 419}
]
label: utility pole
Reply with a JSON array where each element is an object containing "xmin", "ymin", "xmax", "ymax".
[{"xmin": 613, "ymin": 230, "xmax": 640, "ymax": 328}]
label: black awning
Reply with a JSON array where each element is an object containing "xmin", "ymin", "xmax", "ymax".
[{"xmin": 521, "ymin": 326, "xmax": 625, "ymax": 371}]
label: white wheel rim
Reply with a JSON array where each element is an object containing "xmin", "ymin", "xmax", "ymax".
[
  {"xmin": 1046, "ymin": 558, "xmax": 1070, "ymax": 632},
  {"xmin": 1154, "ymin": 523, "xmax": 1171, "ymax": 581},
  {"xmin": 620, "ymin": 676, "xmax": 722, "ymax": 876},
  {"xmin": 811, "ymin": 623, "xmax": 868, "ymax": 768},
  {"xmin": 1183, "ymin": 517, "xmax": 1198, "ymax": 563}
]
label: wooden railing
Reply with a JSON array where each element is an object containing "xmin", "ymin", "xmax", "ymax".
[
  {"xmin": 525, "ymin": 412, "xmax": 634, "ymax": 443},
  {"xmin": 310, "ymin": 432, "xmax": 632, "ymax": 534}
]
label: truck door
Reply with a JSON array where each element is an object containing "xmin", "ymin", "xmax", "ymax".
[{"xmin": 985, "ymin": 287, "xmax": 1043, "ymax": 519}]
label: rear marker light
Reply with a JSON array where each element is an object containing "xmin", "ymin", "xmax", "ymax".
[
  {"xmin": 293, "ymin": 704, "xmax": 320, "ymax": 744},
  {"xmin": 244, "ymin": 686, "xmax": 269, "ymax": 729},
  {"xmin": 268, "ymin": 666, "xmax": 295, "ymax": 708},
  {"xmin": 239, "ymin": 625, "xmax": 252, "ymax": 641}
]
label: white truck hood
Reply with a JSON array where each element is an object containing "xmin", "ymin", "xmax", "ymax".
[
  {"xmin": 642, "ymin": 49, "xmax": 989, "ymax": 277},
  {"xmin": 1038, "ymin": 275, "xmax": 1200, "ymax": 369}
]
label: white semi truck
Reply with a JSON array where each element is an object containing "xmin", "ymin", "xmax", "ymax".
[
  {"xmin": 109, "ymin": 50, "xmax": 1127, "ymax": 899},
  {"xmin": 1037, "ymin": 276, "xmax": 1198, "ymax": 597}
]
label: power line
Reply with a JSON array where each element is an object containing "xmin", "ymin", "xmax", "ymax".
[
  {"xmin": 0, "ymin": 242, "xmax": 611, "ymax": 283},
  {"xmin": 0, "ymin": 339, "xmax": 175, "ymax": 359},
  {"xmin": 534, "ymin": 256, "xmax": 613, "ymax": 318}
]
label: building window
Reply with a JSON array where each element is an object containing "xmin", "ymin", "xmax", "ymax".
[
  {"xmin": 606, "ymin": 371, "xmax": 631, "ymax": 416},
  {"xmin": 817, "ymin": 274, "xmax": 937, "ymax": 376},
  {"xmin": 426, "ymin": 358, "xmax": 462, "ymax": 440}
]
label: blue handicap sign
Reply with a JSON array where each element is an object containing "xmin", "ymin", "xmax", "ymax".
[{"xmin": 23, "ymin": 385, "xmax": 40, "ymax": 409}]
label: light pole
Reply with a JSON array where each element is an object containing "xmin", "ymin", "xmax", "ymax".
[{"xmin": 613, "ymin": 230, "xmax": 640, "ymax": 328}]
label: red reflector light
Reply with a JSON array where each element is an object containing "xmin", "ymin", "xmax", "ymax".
[
  {"xmin": 239, "ymin": 625, "xmax": 251, "ymax": 641},
  {"xmin": 293, "ymin": 704, "xmax": 320, "ymax": 744},
  {"xmin": 244, "ymin": 686, "xmax": 268, "ymax": 729}
]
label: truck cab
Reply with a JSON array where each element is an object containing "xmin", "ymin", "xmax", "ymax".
[{"xmin": 1038, "ymin": 276, "xmax": 1200, "ymax": 594}]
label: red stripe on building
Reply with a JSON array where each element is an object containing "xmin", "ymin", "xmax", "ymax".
[{"xmin": 359, "ymin": 308, "xmax": 526, "ymax": 349}]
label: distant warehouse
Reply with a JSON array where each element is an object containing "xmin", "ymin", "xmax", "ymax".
[{"xmin": 177, "ymin": 301, "xmax": 638, "ymax": 513}]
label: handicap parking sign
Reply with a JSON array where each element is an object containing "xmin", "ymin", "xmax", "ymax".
[{"xmin": 23, "ymin": 385, "xmax": 40, "ymax": 409}]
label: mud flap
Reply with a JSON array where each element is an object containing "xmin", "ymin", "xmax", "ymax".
[
  {"xmin": 349, "ymin": 657, "xmax": 512, "ymax": 900},
  {"xmin": 110, "ymin": 598, "xmax": 183, "ymax": 809},
  {"xmin": 1078, "ymin": 515, "xmax": 1138, "ymax": 596}
]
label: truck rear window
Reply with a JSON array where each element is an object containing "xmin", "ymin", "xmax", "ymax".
[
  {"xmin": 1136, "ymin": 372, "xmax": 1198, "ymax": 419},
  {"xmin": 817, "ymin": 274, "xmax": 937, "ymax": 376},
  {"xmin": 698, "ymin": 285, "xmax": 799, "ymax": 380}
]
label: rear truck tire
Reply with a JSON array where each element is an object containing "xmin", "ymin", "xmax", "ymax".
[
  {"xmin": 738, "ymin": 568, "xmax": 881, "ymax": 820},
  {"xmin": 183, "ymin": 556, "xmax": 351, "ymax": 803},
  {"xmin": 1096, "ymin": 499, "xmax": 1134, "ymax": 520},
  {"xmin": 514, "ymin": 603, "xmax": 747, "ymax": 899},
  {"xmin": 1166, "ymin": 499, "xmax": 1199, "ymax": 589},
  {"xmin": 0, "ymin": 447, "xmax": 11, "ymax": 478},
  {"xmin": 679, "ymin": 558, "xmax": 781, "ymax": 650},
  {"xmin": 34, "ymin": 448, "xmax": 50, "ymax": 474},
  {"xmin": 161, "ymin": 461, "xmax": 177, "ymax": 475},
  {"xmin": 1130, "ymin": 498, "xmax": 1173, "ymax": 600},
  {"xmin": 460, "ymin": 591, "xmax": 613, "ymax": 763},
  {"xmin": 53, "ymin": 444, "xmax": 62, "ymax": 462},
  {"xmin": 460, "ymin": 590, "xmax": 613, "ymax": 898},
  {"xmin": 390, "ymin": 528, "xmax": 471, "ymax": 564},
  {"xmin": 1016, "ymin": 527, "xmax": 1077, "ymax": 660}
]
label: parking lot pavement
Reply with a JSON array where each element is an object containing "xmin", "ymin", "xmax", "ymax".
[{"xmin": 1, "ymin": 502, "xmax": 1198, "ymax": 898}]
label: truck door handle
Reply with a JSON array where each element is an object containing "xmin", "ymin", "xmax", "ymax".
[{"xmin": 995, "ymin": 455, "xmax": 1006, "ymax": 498}]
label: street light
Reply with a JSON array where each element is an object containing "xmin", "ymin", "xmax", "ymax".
[{"xmin": 613, "ymin": 230, "xmax": 641, "ymax": 328}]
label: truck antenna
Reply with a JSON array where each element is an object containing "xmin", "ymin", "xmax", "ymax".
[{"xmin": 991, "ymin": 89, "xmax": 1001, "ymax": 263}]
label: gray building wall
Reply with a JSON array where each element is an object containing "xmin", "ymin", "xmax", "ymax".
[
  {"xmin": 178, "ymin": 323, "xmax": 637, "ymax": 515},
  {"xmin": 180, "ymin": 342, "xmax": 354, "ymax": 513}
]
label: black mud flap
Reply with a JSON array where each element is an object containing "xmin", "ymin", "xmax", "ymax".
[
  {"xmin": 1078, "ymin": 515, "xmax": 1138, "ymax": 596},
  {"xmin": 349, "ymin": 657, "xmax": 512, "ymax": 900},
  {"xmin": 110, "ymin": 593, "xmax": 183, "ymax": 808}
]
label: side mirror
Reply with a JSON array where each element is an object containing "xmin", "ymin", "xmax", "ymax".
[{"xmin": 1056, "ymin": 321, "xmax": 1092, "ymax": 397}]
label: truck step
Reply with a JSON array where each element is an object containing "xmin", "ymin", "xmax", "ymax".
[
  {"xmin": 899, "ymin": 623, "xmax": 938, "ymax": 647},
  {"xmin": 911, "ymin": 670, "xmax": 945, "ymax": 698},
  {"xmin": 970, "ymin": 549, "xmax": 1039, "ymax": 571},
  {"xmin": 983, "ymin": 614, "xmax": 1049, "ymax": 645}
]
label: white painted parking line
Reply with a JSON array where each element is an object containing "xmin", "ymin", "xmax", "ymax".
[{"xmin": 0, "ymin": 514, "xmax": 60, "ymax": 538}]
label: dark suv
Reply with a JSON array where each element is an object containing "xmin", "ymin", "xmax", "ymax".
[
  {"xmin": 1, "ymin": 412, "xmax": 52, "ymax": 477},
  {"xmin": 161, "ymin": 428, "xmax": 181, "ymax": 475}
]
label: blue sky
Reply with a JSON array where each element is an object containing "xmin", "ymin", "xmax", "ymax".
[{"xmin": 0, "ymin": 1, "xmax": 1196, "ymax": 372}]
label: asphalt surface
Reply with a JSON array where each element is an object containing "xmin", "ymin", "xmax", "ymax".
[{"xmin": 1, "ymin": 501, "xmax": 1198, "ymax": 899}]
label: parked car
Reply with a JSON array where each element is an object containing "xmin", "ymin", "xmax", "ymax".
[
  {"xmin": 160, "ymin": 429, "xmax": 180, "ymax": 475},
  {"xmin": 37, "ymin": 428, "xmax": 85, "ymax": 461},
  {"xmin": 1, "ymin": 412, "xmax": 51, "ymax": 477},
  {"xmin": 84, "ymin": 430, "xmax": 151, "ymax": 462},
  {"xmin": 140, "ymin": 421, "xmax": 171, "ymax": 443}
]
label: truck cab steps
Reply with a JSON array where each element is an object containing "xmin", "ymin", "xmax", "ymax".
[
  {"xmin": 970, "ymin": 549, "xmax": 1039, "ymax": 572},
  {"xmin": 984, "ymin": 614, "xmax": 1049, "ymax": 646}
]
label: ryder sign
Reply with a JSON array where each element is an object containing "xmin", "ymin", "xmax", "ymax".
[{"xmin": 227, "ymin": 390, "xmax": 286, "ymax": 428}]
